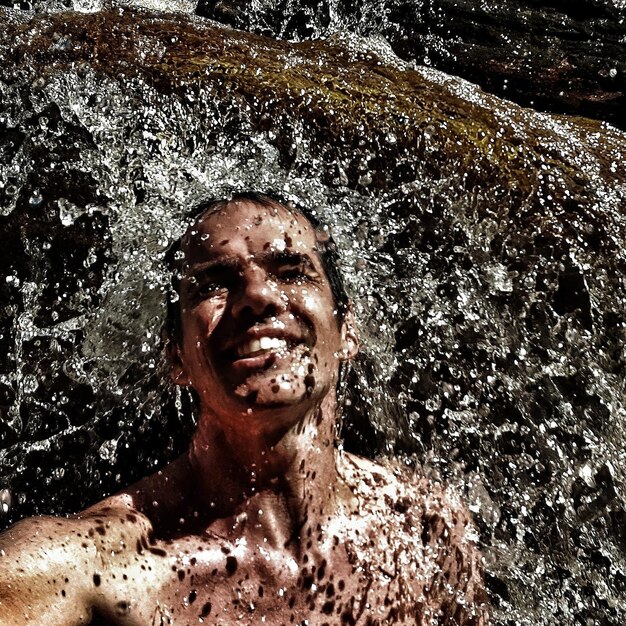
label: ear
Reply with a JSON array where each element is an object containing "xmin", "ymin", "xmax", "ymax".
[
  {"xmin": 162, "ymin": 328, "xmax": 191, "ymax": 386},
  {"xmin": 339, "ymin": 306, "xmax": 359, "ymax": 361}
]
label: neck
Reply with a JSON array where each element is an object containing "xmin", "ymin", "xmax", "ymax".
[{"xmin": 188, "ymin": 392, "xmax": 354, "ymax": 548}]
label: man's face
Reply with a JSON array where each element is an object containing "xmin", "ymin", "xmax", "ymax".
[{"xmin": 172, "ymin": 200, "xmax": 356, "ymax": 435}]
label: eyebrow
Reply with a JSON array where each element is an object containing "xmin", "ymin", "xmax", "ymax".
[
  {"xmin": 185, "ymin": 250, "xmax": 318, "ymax": 277},
  {"xmin": 184, "ymin": 257, "xmax": 239, "ymax": 277},
  {"xmin": 260, "ymin": 250, "xmax": 318, "ymax": 269}
]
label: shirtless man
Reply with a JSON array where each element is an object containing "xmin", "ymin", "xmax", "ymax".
[{"xmin": 0, "ymin": 192, "xmax": 487, "ymax": 625}]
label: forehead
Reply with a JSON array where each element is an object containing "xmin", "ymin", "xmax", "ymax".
[{"xmin": 182, "ymin": 200, "xmax": 319, "ymax": 260}]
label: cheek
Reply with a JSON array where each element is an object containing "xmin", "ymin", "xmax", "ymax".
[
  {"xmin": 301, "ymin": 292, "xmax": 320, "ymax": 311},
  {"xmin": 297, "ymin": 284, "xmax": 333, "ymax": 313},
  {"xmin": 184, "ymin": 298, "xmax": 227, "ymax": 340}
]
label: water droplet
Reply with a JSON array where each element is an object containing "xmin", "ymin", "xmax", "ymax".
[
  {"xmin": 22, "ymin": 375, "xmax": 39, "ymax": 394},
  {"xmin": 29, "ymin": 189, "xmax": 43, "ymax": 206},
  {"xmin": 0, "ymin": 489, "xmax": 12, "ymax": 514}
]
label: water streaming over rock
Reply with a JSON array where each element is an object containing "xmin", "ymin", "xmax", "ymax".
[{"xmin": 0, "ymin": 4, "xmax": 625, "ymax": 625}]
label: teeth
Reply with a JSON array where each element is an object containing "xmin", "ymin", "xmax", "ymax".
[{"xmin": 237, "ymin": 336, "xmax": 288, "ymax": 358}]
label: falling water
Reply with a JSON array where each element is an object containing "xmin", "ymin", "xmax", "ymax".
[{"xmin": 1, "ymin": 2, "xmax": 626, "ymax": 624}]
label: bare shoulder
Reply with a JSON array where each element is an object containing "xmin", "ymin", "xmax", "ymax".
[
  {"xmin": 0, "ymin": 494, "xmax": 157, "ymax": 583},
  {"xmin": 0, "ymin": 512, "xmax": 99, "ymax": 571},
  {"xmin": 339, "ymin": 451, "xmax": 481, "ymax": 557},
  {"xmin": 0, "ymin": 492, "xmax": 178, "ymax": 626},
  {"xmin": 0, "ymin": 514, "xmax": 101, "ymax": 625},
  {"xmin": 340, "ymin": 451, "xmax": 474, "ymax": 524},
  {"xmin": 338, "ymin": 452, "xmax": 489, "ymax": 625}
]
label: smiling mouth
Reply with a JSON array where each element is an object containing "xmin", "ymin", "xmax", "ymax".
[{"xmin": 236, "ymin": 336, "xmax": 289, "ymax": 359}]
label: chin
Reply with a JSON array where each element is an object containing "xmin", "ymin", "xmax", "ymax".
[{"xmin": 238, "ymin": 382, "xmax": 310, "ymax": 408}]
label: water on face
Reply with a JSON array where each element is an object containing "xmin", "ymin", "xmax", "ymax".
[{"xmin": 1, "ymin": 5, "xmax": 626, "ymax": 625}]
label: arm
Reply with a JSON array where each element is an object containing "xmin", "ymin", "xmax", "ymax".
[{"xmin": 0, "ymin": 516, "xmax": 97, "ymax": 626}]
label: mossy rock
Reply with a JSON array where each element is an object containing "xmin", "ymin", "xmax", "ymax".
[{"xmin": 3, "ymin": 8, "xmax": 625, "ymax": 201}]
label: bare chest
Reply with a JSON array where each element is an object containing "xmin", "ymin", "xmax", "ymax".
[{"xmin": 93, "ymin": 536, "xmax": 416, "ymax": 626}]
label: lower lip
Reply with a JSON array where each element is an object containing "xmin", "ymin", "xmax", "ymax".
[
  {"xmin": 228, "ymin": 351, "xmax": 278, "ymax": 374},
  {"xmin": 227, "ymin": 341, "xmax": 307, "ymax": 373}
]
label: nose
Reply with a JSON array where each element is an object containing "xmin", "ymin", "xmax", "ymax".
[{"xmin": 231, "ymin": 265, "xmax": 287, "ymax": 319}]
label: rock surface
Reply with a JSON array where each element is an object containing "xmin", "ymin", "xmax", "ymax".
[
  {"xmin": 197, "ymin": 0, "xmax": 626, "ymax": 129},
  {"xmin": 3, "ymin": 0, "xmax": 625, "ymax": 127}
]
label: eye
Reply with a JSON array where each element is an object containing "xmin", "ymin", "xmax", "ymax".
[
  {"xmin": 195, "ymin": 281, "xmax": 227, "ymax": 297},
  {"xmin": 274, "ymin": 264, "xmax": 311, "ymax": 283},
  {"xmin": 189, "ymin": 275, "xmax": 232, "ymax": 299},
  {"xmin": 280, "ymin": 267, "xmax": 307, "ymax": 281}
]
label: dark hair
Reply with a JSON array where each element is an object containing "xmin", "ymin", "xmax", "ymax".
[{"xmin": 164, "ymin": 191, "xmax": 350, "ymax": 344}]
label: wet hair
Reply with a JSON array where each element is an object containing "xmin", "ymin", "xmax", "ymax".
[{"xmin": 164, "ymin": 191, "xmax": 350, "ymax": 345}]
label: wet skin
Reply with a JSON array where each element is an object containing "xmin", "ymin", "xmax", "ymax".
[{"xmin": 0, "ymin": 200, "xmax": 487, "ymax": 625}]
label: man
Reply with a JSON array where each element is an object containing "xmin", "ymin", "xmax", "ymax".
[{"xmin": 0, "ymin": 192, "xmax": 487, "ymax": 625}]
